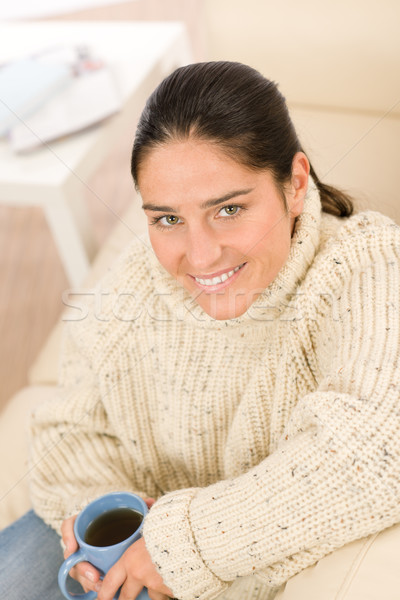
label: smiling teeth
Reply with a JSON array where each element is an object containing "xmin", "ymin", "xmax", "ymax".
[{"xmin": 195, "ymin": 264, "xmax": 244, "ymax": 286}]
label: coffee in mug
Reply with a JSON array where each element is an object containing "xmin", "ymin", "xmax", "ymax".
[{"xmin": 84, "ymin": 507, "xmax": 144, "ymax": 547}]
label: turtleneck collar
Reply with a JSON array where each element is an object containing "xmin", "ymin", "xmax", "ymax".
[{"xmin": 148, "ymin": 178, "xmax": 322, "ymax": 333}]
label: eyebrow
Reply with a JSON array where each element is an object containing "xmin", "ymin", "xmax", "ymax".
[{"xmin": 141, "ymin": 188, "xmax": 254, "ymax": 213}]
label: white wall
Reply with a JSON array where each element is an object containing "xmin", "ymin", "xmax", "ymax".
[
  {"xmin": 204, "ymin": 0, "xmax": 400, "ymax": 222},
  {"xmin": 0, "ymin": 0, "xmax": 135, "ymax": 20}
]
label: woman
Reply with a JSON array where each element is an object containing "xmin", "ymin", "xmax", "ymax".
[{"xmin": 1, "ymin": 61, "xmax": 399, "ymax": 600}]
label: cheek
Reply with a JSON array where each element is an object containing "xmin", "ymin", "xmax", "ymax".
[
  {"xmin": 251, "ymin": 221, "xmax": 292, "ymax": 268},
  {"xmin": 149, "ymin": 232, "xmax": 181, "ymax": 275}
]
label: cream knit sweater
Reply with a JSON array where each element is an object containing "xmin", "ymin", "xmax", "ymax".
[{"xmin": 29, "ymin": 182, "xmax": 400, "ymax": 600}]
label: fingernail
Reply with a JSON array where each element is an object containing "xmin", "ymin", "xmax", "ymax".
[
  {"xmin": 85, "ymin": 570, "xmax": 95, "ymax": 582},
  {"xmin": 95, "ymin": 582, "xmax": 102, "ymax": 593}
]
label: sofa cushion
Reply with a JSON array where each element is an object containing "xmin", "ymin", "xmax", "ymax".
[
  {"xmin": 291, "ymin": 107, "xmax": 400, "ymax": 224},
  {"xmin": 204, "ymin": 0, "xmax": 400, "ymax": 116},
  {"xmin": 275, "ymin": 522, "xmax": 400, "ymax": 599},
  {"xmin": 0, "ymin": 385, "xmax": 57, "ymax": 529}
]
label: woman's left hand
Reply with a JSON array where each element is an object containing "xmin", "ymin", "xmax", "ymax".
[{"xmin": 96, "ymin": 536, "xmax": 173, "ymax": 600}]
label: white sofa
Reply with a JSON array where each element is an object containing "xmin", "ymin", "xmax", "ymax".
[{"xmin": 1, "ymin": 2, "xmax": 400, "ymax": 595}]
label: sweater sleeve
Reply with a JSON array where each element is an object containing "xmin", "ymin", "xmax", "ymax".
[
  {"xmin": 143, "ymin": 226, "xmax": 400, "ymax": 600},
  {"xmin": 29, "ymin": 323, "xmax": 150, "ymax": 534}
]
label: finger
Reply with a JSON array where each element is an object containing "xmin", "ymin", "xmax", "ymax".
[
  {"xmin": 61, "ymin": 515, "xmax": 78, "ymax": 557},
  {"xmin": 148, "ymin": 591, "xmax": 170, "ymax": 600},
  {"xmin": 67, "ymin": 561, "xmax": 102, "ymax": 594},
  {"xmin": 97, "ymin": 562, "xmax": 126, "ymax": 600},
  {"xmin": 117, "ymin": 578, "xmax": 144, "ymax": 600},
  {"xmin": 70, "ymin": 575, "xmax": 101, "ymax": 595},
  {"xmin": 145, "ymin": 498, "xmax": 156, "ymax": 509},
  {"xmin": 75, "ymin": 562, "xmax": 102, "ymax": 588},
  {"xmin": 146, "ymin": 577, "xmax": 173, "ymax": 597},
  {"xmin": 122, "ymin": 538, "xmax": 173, "ymax": 597},
  {"xmin": 61, "ymin": 515, "xmax": 102, "ymax": 592}
]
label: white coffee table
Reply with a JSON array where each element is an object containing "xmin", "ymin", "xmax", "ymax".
[{"xmin": 0, "ymin": 21, "xmax": 192, "ymax": 286}]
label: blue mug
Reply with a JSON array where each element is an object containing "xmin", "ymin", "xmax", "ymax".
[{"xmin": 58, "ymin": 491, "xmax": 149, "ymax": 600}]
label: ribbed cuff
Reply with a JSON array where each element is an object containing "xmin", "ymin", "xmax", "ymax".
[{"xmin": 143, "ymin": 488, "xmax": 229, "ymax": 600}]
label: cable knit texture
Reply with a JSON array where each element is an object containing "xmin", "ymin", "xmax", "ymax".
[{"xmin": 29, "ymin": 182, "xmax": 400, "ymax": 600}]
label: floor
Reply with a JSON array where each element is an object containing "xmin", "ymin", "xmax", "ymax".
[
  {"xmin": 0, "ymin": 0, "xmax": 204, "ymax": 413},
  {"xmin": 0, "ymin": 136, "xmax": 136, "ymax": 413}
]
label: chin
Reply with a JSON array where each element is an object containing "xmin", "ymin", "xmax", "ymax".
[{"xmin": 199, "ymin": 299, "xmax": 249, "ymax": 321}]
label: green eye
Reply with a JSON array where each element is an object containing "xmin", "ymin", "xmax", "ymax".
[
  {"xmin": 223, "ymin": 205, "xmax": 239, "ymax": 216},
  {"xmin": 165, "ymin": 215, "xmax": 179, "ymax": 225}
]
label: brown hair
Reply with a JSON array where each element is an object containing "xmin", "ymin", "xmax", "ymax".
[{"xmin": 131, "ymin": 61, "xmax": 353, "ymax": 217}]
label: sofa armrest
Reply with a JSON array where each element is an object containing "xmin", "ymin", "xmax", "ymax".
[
  {"xmin": 28, "ymin": 196, "xmax": 148, "ymax": 387},
  {"xmin": 275, "ymin": 521, "xmax": 400, "ymax": 599},
  {"xmin": 0, "ymin": 385, "xmax": 57, "ymax": 529}
]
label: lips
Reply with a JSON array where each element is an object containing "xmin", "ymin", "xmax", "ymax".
[{"xmin": 191, "ymin": 262, "xmax": 246, "ymax": 288}]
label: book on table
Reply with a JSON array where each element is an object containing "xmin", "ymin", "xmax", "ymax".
[
  {"xmin": 0, "ymin": 57, "xmax": 71, "ymax": 136},
  {"xmin": 10, "ymin": 65, "xmax": 121, "ymax": 152},
  {"xmin": 0, "ymin": 44, "xmax": 122, "ymax": 152}
]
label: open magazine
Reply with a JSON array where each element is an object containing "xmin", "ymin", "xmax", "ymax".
[{"xmin": 0, "ymin": 45, "xmax": 121, "ymax": 152}]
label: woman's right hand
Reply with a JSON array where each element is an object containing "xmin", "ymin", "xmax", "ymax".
[
  {"xmin": 60, "ymin": 498, "xmax": 156, "ymax": 595},
  {"xmin": 61, "ymin": 515, "xmax": 102, "ymax": 594}
]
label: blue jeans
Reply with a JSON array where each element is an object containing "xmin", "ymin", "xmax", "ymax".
[{"xmin": 0, "ymin": 510, "xmax": 82, "ymax": 600}]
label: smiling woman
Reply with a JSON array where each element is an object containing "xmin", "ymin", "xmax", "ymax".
[
  {"xmin": 1, "ymin": 61, "xmax": 400, "ymax": 600},
  {"xmin": 139, "ymin": 141, "xmax": 307, "ymax": 319},
  {"xmin": 132, "ymin": 61, "xmax": 352, "ymax": 319}
]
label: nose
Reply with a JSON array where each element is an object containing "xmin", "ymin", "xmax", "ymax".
[{"xmin": 185, "ymin": 222, "xmax": 222, "ymax": 272}]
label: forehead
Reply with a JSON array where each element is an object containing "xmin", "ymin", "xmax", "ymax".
[{"xmin": 138, "ymin": 140, "xmax": 266, "ymax": 203}]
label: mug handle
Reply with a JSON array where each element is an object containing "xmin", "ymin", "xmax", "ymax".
[{"xmin": 58, "ymin": 548, "xmax": 97, "ymax": 600}]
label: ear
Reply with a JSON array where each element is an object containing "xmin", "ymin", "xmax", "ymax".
[{"xmin": 287, "ymin": 152, "xmax": 310, "ymax": 218}]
